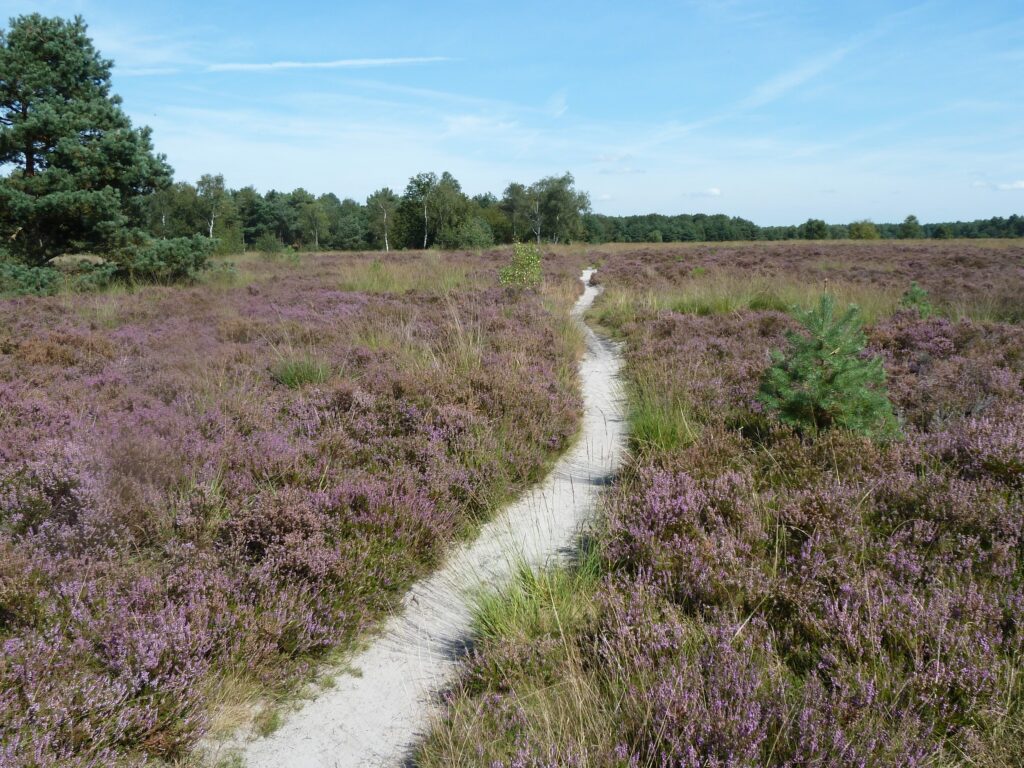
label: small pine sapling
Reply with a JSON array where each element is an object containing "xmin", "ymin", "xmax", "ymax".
[
  {"xmin": 758, "ymin": 294, "xmax": 900, "ymax": 441},
  {"xmin": 899, "ymin": 282, "xmax": 934, "ymax": 317}
]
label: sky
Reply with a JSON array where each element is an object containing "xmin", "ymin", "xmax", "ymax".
[{"xmin": 3, "ymin": 0, "xmax": 1024, "ymax": 224}]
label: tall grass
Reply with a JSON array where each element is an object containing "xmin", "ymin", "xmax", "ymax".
[
  {"xmin": 418, "ymin": 553, "xmax": 607, "ymax": 768},
  {"xmin": 269, "ymin": 356, "xmax": 331, "ymax": 388},
  {"xmin": 628, "ymin": 369, "xmax": 700, "ymax": 459},
  {"xmin": 595, "ymin": 271, "xmax": 903, "ymax": 325},
  {"xmin": 336, "ymin": 254, "xmax": 469, "ymax": 294}
]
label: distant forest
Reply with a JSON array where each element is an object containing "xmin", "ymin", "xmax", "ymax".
[{"xmin": 149, "ymin": 172, "xmax": 1024, "ymax": 255}]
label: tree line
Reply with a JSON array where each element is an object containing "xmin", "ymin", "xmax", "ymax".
[
  {"xmin": 583, "ymin": 212, "xmax": 1024, "ymax": 244},
  {"xmin": 150, "ymin": 177, "xmax": 1024, "ymax": 256},
  {"xmin": 145, "ymin": 171, "xmax": 592, "ymax": 255}
]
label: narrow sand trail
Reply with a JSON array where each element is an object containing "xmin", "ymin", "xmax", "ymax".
[{"xmin": 226, "ymin": 269, "xmax": 625, "ymax": 768}]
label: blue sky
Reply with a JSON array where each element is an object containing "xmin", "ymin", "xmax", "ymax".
[{"xmin": 4, "ymin": 0, "xmax": 1024, "ymax": 223}]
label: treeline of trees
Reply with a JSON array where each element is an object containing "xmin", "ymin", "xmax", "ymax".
[
  {"xmin": 583, "ymin": 212, "xmax": 761, "ymax": 243},
  {"xmin": 583, "ymin": 213, "xmax": 1024, "ymax": 244},
  {"xmin": 148, "ymin": 172, "xmax": 592, "ymax": 254},
  {"xmin": 153, "ymin": 175, "xmax": 1024, "ymax": 254}
]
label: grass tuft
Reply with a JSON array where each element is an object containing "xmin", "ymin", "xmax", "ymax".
[{"xmin": 269, "ymin": 356, "xmax": 331, "ymax": 388}]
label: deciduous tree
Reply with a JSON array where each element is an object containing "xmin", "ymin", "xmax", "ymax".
[
  {"xmin": 367, "ymin": 187, "xmax": 398, "ymax": 251},
  {"xmin": 848, "ymin": 220, "xmax": 880, "ymax": 240}
]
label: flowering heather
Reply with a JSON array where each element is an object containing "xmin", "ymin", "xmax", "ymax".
[
  {"xmin": 421, "ymin": 244, "xmax": 1024, "ymax": 767},
  {"xmin": 0, "ymin": 251, "xmax": 583, "ymax": 765},
  {"xmin": 589, "ymin": 239, "xmax": 1024, "ymax": 320}
]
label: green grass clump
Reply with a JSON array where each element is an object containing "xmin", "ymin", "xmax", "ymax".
[
  {"xmin": 628, "ymin": 372, "xmax": 700, "ymax": 458},
  {"xmin": 472, "ymin": 550, "xmax": 602, "ymax": 646},
  {"xmin": 269, "ymin": 356, "xmax": 331, "ymax": 388}
]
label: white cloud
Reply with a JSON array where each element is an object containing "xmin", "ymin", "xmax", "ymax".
[
  {"xmin": 442, "ymin": 114, "xmax": 525, "ymax": 143},
  {"xmin": 547, "ymin": 90, "xmax": 568, "ymax": 118},
  {"xmin": 90, "ymin": 27, "xmax": 200, "ymax": 71},
  {"xmin": 207, "ymin": 57, "xmax": 449, "ymax": 73}
]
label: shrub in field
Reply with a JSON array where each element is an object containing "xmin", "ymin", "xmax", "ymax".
[
  {"xmin": 255, "ymin": 232, "xmax": 286, "ymax": 254},
  {"xmin": 899, "ymin": 281, "xmax": 934, "ymax": 317},
  {"xmin": 0, "ymin": 262, "xmax": 61, "ymax": 295},
  {"xmin": 122, "ymin": 235, "xmax": 213, "ymax": 283},
  {"xmin": 499, "ymin": 242, "xmax": 542, "ymax": 288},
  {"xmin": 758, "ymin": 294, "xmax": 900, "ymax": 440}
]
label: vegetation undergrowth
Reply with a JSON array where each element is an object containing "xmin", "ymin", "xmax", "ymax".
[{"xmin": 420, "ymin": 244, "xmax": 1024, "ymax": 767}]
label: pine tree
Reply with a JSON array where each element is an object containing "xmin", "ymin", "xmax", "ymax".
[
  {"xmin": 899, "ymin": 282, "xmax": 933, "ymax": 317},
  {"xmin": 758, "ymin": 295, "xmax": 900, "ymax": 441},
  {"xmin": 0, "ymin": 14, "xmax": 172, "ymax": 264}
]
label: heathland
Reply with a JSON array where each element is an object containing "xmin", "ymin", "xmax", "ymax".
[
  {"xmin": 419, "ymin": 239, "xmax": 1024, "ymax": 768},
  {"xmin": 0, "ymin": 249, "xmax": 588, "ymax": 766},
  {"xmin": 3, "ymin": 239, "xmax": 1022, "ymax": 767}
]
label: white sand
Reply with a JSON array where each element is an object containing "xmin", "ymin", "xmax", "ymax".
[{"xmin": 215, "ymin": 269, "xmax": 625, "ymax": 767}]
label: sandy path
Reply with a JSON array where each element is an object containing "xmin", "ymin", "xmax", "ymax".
[{"xmin": 224, "ymin": 269, "xmax": 625, "ymax": 768}]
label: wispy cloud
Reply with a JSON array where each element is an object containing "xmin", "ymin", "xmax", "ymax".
[
  {"xmin": 739, "ymin": 44, "xmax": 854, "ymax": 110},
  {"xmin": 971, "ymin": 179, "xmax": 1024, "ymax": 191},
  {"xmin": 118, "ymin": 67, "xmax": 182, "ymax": 77},
  {"xmin": 547, "ymin": 90, "xmax": 568, "ymax": 118},
  {"xmin": 207, "ymin": 57, "xmax": 450, "ymax": 73},
  {"xmin": 598, "ymin": 166, "xmax": 646, "ymax": 175},
  {"xmin": 686, "ymin": 187, "xmax": 723, "ymax": 197}
]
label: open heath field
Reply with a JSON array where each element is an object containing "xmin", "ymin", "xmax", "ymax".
[
  {"xmin": 419, "ymin": 240, "xmax": 1024, "ymax": 768},
  {"xmin": 0, "ymin": 249, "xmax": 587, "ymax": 766}
]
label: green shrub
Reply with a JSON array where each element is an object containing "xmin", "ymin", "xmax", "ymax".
[
  {"xmin": 70, "ymin": 263, "xmax": 119, "ymax": 291},
  {"xmin": 454, "ymin": 218, "xmax": 494, "ymax": 250},
  {"xmin": 747, "ymin": 291, "xmax": 790, "ymax": 313},
  {"xmin": 254, "ymin": 233, "xmax": 285, "ymax": 254},
  {"xmin": 0, "ymin": 262, "xmax": 62, "ymax": 296},
  {"xmin": 499, "ymin": 242, "xmax": 542, "ymax": 288},
  {"xmin": 270, "ymin": 356, "xmax": 331, "ymax": 388},
  {"xmin": 899, "ymin": 282, "xmax": 933, "ymax": 317},
  {"xmin": 122, "ymin": 236, "xmax": 213, "ymax": 283},
  {"xmin": 758, "ymin": 294, "xmax": 900, "ymax": 441}
]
